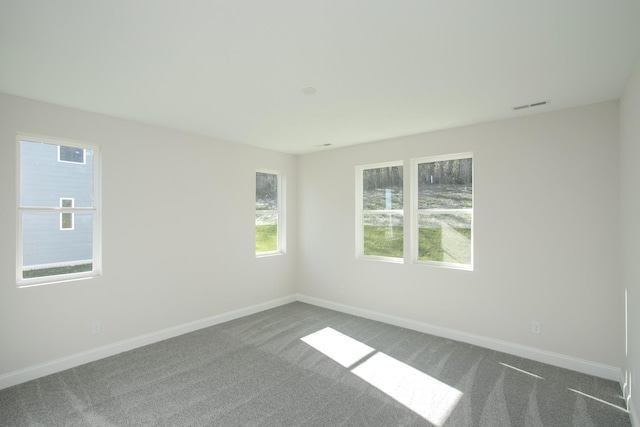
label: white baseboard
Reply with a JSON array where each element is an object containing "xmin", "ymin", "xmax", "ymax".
[
  {"xmin": 0, "ymin": 293, "xmax": 623, "ymax": 391},
  {"xmin": 0, "ymin": 295, "xmax": 296, "ymax": 391},
  {"xmin": 296, "ymin": 294, "xmax": 621, "ymax": 382}
]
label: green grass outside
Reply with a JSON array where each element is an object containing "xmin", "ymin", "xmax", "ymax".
[
  {"xmin": 23, "ymin": 263, "xmax": 93, "ymax": 279},
  {"xmin": 256, "ymin": 224, "xmax": 278, "ymax": 253},
  {"xmin": 364, "ymin": 225, "xmax": 404, "ymax": 258},
  {"xmin": 364, "ymin": 225, "xmax": 471, "ymax": 262}
]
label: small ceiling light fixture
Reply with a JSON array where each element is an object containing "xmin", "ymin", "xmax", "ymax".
[
  {"xmin": 512, "ymin": 99, "xmax": 550, "ymax": 111},
  {"xmin": 301, "ymin": 87, "xmax": 317, "ymax": 95}
]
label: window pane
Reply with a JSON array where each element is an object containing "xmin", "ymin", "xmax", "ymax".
[
  {"xmin": 21, "ymin": 141, "xmax": 94, "ymax": 208},
  {"xmin": 363, "ymin": 213, "xmax": 403, "ymax": 258},
  {"xmin": 363, "ymin": 166, "xmax": 403, "ymax": 210},
  {"xmin": 256, "ymin": 213, "xmax": 278, "ymax": 252},
  {"xmin": 417, "ymin": 159, "xmax": 472, "ymax": 209},
  {"xmin": 418, "ymin": 213, "xmax": 471, "ymax": 264},
  {"xmin": 22, "ymin": 212, "xmax": 94, "ymax": 278},
  {"xmin": 256, "ymin": 172, "xmax": 278, "ymax": 211}
]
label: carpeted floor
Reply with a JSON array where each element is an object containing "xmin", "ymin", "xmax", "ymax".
[{"xmin": 0, "ymin": 302, "xmax": 631, "ymax": 426}]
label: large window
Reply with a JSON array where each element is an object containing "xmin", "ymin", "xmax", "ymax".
[
  {"xmin": 412, "ymin": 154, "xmax": 473, "ymax": 269},
  {"xmin": 255, "ymin": 170, "xmax": 284, "ymax": 256},
  {"xmin": 18, "ymin": 135, "xmax": 101, "ymax": 286},
  {"xmin": 356, "ymin": 162, "xmax": 404, "ymax": 261},
  {"xmin": 356, "ymin": 154, "xmax": 473, "ymax": 270}
]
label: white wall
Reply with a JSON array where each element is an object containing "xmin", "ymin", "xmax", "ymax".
[
  {"xmin": 620, "ymin": 52, "xmax": 640, "ymax": 424},
  {"xmin": 0, "ymin": 93, "xmax": 297, "ymax": 378},
  {"xmin": 0, "ymin": 91, "xmax": 628, "ymax": 395},
  {"xmin": 298, "ymin": 101, "xmax": 622, "ymax": 371}
]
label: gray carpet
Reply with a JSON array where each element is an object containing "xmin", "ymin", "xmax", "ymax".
[{"xmin": 0, "ymin": 302, "xmax": 630, "ymax": 426}]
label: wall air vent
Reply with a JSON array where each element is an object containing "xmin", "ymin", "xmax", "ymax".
[{"xmin": 512, "ymin": 100, "xmax": 550, "ymax": 111}]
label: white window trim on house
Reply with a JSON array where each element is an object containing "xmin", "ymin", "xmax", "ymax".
[
  {"xmin": 255, "ymin": 169, "xmax": 286, "ymax": 257},
  {"xmin": 17, "ymin": 134, "xmax": 102, "ymax": 287},
  {"xmin": 59, "ymin": 197, "xmax": 75, "ymax": 230},
  {"xmin": 57, "ymin": 145, "xmax": 86, "ymax": 164},
  {"xmin": 410, "ymin": 152, "xmax": 474, "ymax": 271},
  {"xmin": 355, "ymin": 160, "xmax": 405, "ymax": 264}
]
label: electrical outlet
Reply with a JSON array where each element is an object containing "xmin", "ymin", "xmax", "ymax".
[
  {"xmin": 531, "ymin": 321, "xmax": 541, "ymax": 334},
  {"xmin": 92, "ymin": 321, "xmax": 101, "ymax": 334}
]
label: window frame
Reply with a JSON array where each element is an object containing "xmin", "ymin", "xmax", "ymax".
[
  {"xmin": 255, "ymin": 169, "xmax": 285, "ymax": 257},
  {"xmin": 410, "ymin": 152, "xmax": 473, "ymax": 270},
  {"xmin": 17, "ymin": 134, "xmax": 102, "ymax": 287},
  {"xmin": 356, "ymin": 160, "xmax": 405, "ymax": 263}
]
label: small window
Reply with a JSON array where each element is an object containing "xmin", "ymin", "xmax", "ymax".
[
  {"xmin": 58, "ymin": 145, "xmax": 85, "ymax": 164},
  {"xmin": 356, "ymin": 162, "xmax": 404, "ymax": 261},
  {"xmin": 412, "ymin": 153, "xmax": 473, "ymax": 269},
  {"xmin": 18, "ymin": 136, "xmax": 101, "ymax": 285},
  {"xmin": 255, "ymin": 170, "xmax": 285, "ymax": 256},
  {"xmin": 60, "ymin": 198, "xmax": 74, "ymax": 230}
]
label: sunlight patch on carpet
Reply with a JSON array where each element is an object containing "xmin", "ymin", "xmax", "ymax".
[
  {"xmin": 301, "ymin": 327, "xmax": 375, "ymax": 368},
  {"xmin": 301, "ymin": 327, "xmax": 462, "ymax": 426}
]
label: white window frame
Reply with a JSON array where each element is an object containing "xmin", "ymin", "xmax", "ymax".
[
  {"xmin": 255, "ymin": 169, "xmax": 286, "ymax": 257},
  {"xmin": 356, "ymin": 161, "xmax": 405, "ymax": 263},
  {"xmin": 17, "ymin": 134, "xmax": 102, "ymax": 287},
  {"xmin": 410, "ymin": 152, "xmax": 473, "ymax": 270},
  {"xmin": 59, "ymin": 197, "xmax": 75, "ymax": 230},
  {"xmin": 57, "ymin": 145, "xmax": 86, "ymax": 164}
]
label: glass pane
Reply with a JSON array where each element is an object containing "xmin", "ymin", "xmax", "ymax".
[
  {"xmin": 256, "ymin": 213, "xmax": 278, "ymax": 252},
  {"xmin": 417, "ymin": 158, "xmax": 472, "ymax": 209},
  {"xmin": 418, "ymin": 213, "xmax": 471, "ymax": 264},
  {"xmin": 256, "ymin": 172, "xmax": 278, "ymax": 211},
  {"xmin": 61, "ymin": 199, "xmax": 73, "ymax": 208},
  {"xmin": 21, "ymin": 140, "xmax": 94, "ymax": 208},
  {"xmin": 22, "ymin": 212, "xmax": 94, "ymax": 278},
  {"xmin": 363, "ymin": 166, "xmax": 403, "ymax": 210},
  {"xmin": 363, "ymin": 213, "xmax": 403, "ymax": 258}
]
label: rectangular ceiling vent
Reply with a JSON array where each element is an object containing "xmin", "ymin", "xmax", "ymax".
[{"xmin": 512, "ymin": 100, "xmax": 550, "ymax": 111}]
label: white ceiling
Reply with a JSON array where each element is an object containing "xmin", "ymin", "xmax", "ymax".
[{"xmin": 1, "ymin": 1, "xmax": 640, "ymax": 154}]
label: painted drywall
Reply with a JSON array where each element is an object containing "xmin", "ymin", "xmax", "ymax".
[
  {"xmin": 0, "ymin": 93, "xmax": 297, "ymax": 376},
  {"xmin": 620, "ymin": 52, "xmax": 640, "ymax": 424},
  {"xmin": 297, "ymin": 101, "xmax": 622, "ymax": 369}
]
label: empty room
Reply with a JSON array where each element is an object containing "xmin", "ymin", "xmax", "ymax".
[{"xmin": 1, "ymin": 1, "xmax": 640, "ymax": 426}]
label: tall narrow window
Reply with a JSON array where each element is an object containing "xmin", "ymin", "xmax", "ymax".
[
  {"xmin": 255, "ymin": 170, "xmax": 284, "ymax": 256},
  {"xmin": 18, "ymin": 135, "xmax": 101, "ymax": 285},
  {"xmin": 356, "ymin": 162, "xmax": 404, "ymax": 261},
  {"xmin": 60, "ymin": 198, "xmax": 74, "ymax": 230},
  {"xmin": 412, "ymin": 154, "xmax": 473, "ymax": 269}
]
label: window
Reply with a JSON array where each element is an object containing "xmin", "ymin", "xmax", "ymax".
[
  {"xmin": 356, "ymin": 162, "xmax": 404, "ymax": 261},
  {"xmin": 412, "ymin": 153, "xmax": 473, "ymax": 269},
  {"xmin": 58, "ymin": 145, "xmax": 85, "ymax": 164},
  {"xmin": 18, "ymin": 135, "xmax": 101, "ymax": 285},
  {"xmin": 255, "ymin": 170, "xmax": 284, "ymax": 256},
  {"xmin": 60, "ymin": 198, "xmax": 74, "ymax": 230}
]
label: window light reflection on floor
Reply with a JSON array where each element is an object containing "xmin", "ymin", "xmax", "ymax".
[
  {"xmin": 568, "ymin": 388, "xmax": 629, "ymax": 413},
  {"xmin": 301, "ymin": 327, "xmax": 462, "ymax": 426},
  {"xmin": 499, "ymin": 362, "xmax": 544, "ymax": 379}
]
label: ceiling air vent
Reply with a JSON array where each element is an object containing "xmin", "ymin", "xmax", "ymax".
[{"xmin": 512, "ymin": 100, "xmax": 550, "ymax": 111}]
